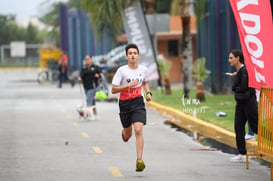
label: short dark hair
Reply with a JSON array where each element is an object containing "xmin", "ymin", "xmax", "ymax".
[
  {"xmin": 85, "ymin": 54, "xmax": 92, "ymax": 58},
  {"xmin": 230, "ymin": 49, "xmax": 244, "ymax": 64},
  {"xmin": 125, "ymin": 43, "xmax": 139, "ymax": 55}
]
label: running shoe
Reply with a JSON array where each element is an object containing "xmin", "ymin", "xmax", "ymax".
[
  {"xmin": 122, "ymin": 130, "xmax": 129, "ymax": 142},
  {"xmin": 229, "ymin": 154, "xmax": 246, "ymax": 162},
  {"xmin": 87, "ymin": 115, "xmax": 96, "ymax": 121},
  {"xmin": 245, "ymin": 134, "xmax": 255, "ymax": 140},
  {"xmin": 136, "ymin": 159, "xmax": 146, "ymax": 172}
]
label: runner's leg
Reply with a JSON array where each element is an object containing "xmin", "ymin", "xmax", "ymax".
[
  {"xmin": 123, "ymin": 125, "xmax": 132, "ymax": 141},
  {"xmin": 134, "ymin": 122, "xmax": 144, "ymax": 160},
  {"xmin": 90, "ymin": 89, "xmax": 97, "ymax": 116}
]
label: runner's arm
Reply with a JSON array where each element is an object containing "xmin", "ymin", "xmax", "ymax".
[
  {"xmin": 111, "ymin": 80, "xmax": 138, "ymax": 94},
  {"xmin": 142, "ymin": 81, "xmax": 151, "ymax": 101},
  {"xmin": 142, "ymin": 81, "xmax": 150, "ymax": 94}
]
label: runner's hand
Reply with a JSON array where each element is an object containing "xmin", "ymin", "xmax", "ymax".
[
  {"xmin": 128, "ymin": 80, "xmax": 138, "ymax": 88},
  {"xmin": 146, "ymin": 94, "xmax": 151, "ymax": 102}
]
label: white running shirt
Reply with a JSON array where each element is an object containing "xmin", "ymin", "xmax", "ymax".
[{"xmin": 112, "ymin": 65, "xmax": 148, "ymax": 100}]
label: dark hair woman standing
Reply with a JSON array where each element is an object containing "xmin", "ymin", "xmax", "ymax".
[{"xmin": 228, "ymin": 49, "xmax": 258, "ymax": 162}]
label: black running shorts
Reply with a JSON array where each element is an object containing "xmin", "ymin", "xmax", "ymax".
[{"xmin": 119, "ymin": 96, "xmax": 146, "ymax": 128}]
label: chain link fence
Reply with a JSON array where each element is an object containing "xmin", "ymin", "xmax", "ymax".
[{"xmin": 0, "ymin": 44, "xmax": 43, "ymax": 67}]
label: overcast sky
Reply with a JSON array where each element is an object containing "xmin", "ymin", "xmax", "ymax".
[{"xmin": 0, "ymin": 0, "xmax": 67, "ymax": 19}]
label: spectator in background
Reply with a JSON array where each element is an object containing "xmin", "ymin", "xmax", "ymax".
[
  {"xmin": 245, "ymin": 123, "xmax": 255, "ymax": 140},
  {"xmin": 58, "ymin": 52, "xmax": 68, "ymax": 88},
  {"xmin": 78, "ymin": 54, "xmax": 101, "ymax": 121},
  {"xmin": 245, "ymin": 89, "xmax": 260, "ymax": 141},
  {"xmin": 228, "ymin": 49, "xmax": 258, "ymax": 162}
]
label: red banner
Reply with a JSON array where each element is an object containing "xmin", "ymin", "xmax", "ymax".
[{"xmin": 229, "ymin": 0, "xmax": 273, "ymax": 89}]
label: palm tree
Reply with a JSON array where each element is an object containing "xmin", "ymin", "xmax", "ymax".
[
  {"xmin": 193, "ymin": 57, "xmax": 210, "ymax": 101},
  {"xmin": 144, "ymin": 0, "xmax": 155, "ymax": 13},
  {"xmin": 39, "ymin": 0, "xmax": 83, "ymax": 45},
  {"xmin": 81, "ymin": 0, "xmax": 130, "ymax": 41},
  {"xmin": 81, "ymin": 0, "xmax": 156, "ymax": 41},
  {"xmin": 157, "ymin": 55, "xmax": 171, "ymax": 95},
  {"xmin": 180, "ymin": 0, "xmax": 195, "ymax": 99},
  {"xmin": 39, "ymin": 1, "xmax": 69, "ymax": 45}
]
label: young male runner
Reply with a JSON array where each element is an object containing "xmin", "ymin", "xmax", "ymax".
[{"xmin": 111, "ymin": 43, "xmax": 152, "ymax": 172}]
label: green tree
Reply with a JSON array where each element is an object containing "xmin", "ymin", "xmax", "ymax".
[
  {"xmin": 0, "ymin": 14, "xmax": 46, "ymax": 46},
  {"xmin": 0, "ymin": 15, "xmax": 26, "ymax": 44},
  {"xmin": 66, "ymin": 0, "xmax": 82, "ymax": 8},
  {"xmin": 195, "ymin": 0, "xmax": 206, "ymax": 25},
  {"xmin": 26, "ymin": 23, "xmax": 39, "ymax": 43},
  {"xmin": 155, "ymin": 0, "xmax": 172, "ymax": 13},
  {"xmin": 170, "ymin": 0, "xmax": 180, "ymax": 15},
  {"xmin": 170, "ymin": 1, "xmax": 207, "ymax": 98},
  {"xmin": 0, "ymin": 15, "xmax": 15, "ymax": 44},
  {"xmin": 169, "ymin": 0, "xmax": 194, "ymax": 98},
  {"xmin": 38, "ymin": 0, "xmax": 88, "ymax": 45},
  {"xmin": 39, "ymin": 1, "xmax": 65, "ymax": 45},
  {"xmin": 81, "ymin": 0, "xmax": 131, "ymax": 41},
  {"xmin": 157, "ymin": 54, "xmax": 172, "ymax": 95},
  {"xmin": 81, "ymin": 0, "xmax": 160, "ymax": 41},
  {"xmin": 193, "ymin": 57, "xmax": 210, "ymax": 101}
]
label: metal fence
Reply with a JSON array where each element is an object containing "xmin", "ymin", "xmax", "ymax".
[
  {"xmin": 258, "ymin": 87, "xmax": 273, "ymax": 159},
  {"xmin": 246, "ymin": 87, "xmax": 273, "ymax": 179},
  {"xmin": 0, "ymin": 44, "xmax": 43, "ymax": 67}
]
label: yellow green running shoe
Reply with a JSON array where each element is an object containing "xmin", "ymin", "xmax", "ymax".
[{"xmin": 136, "ymin": 160, "xmax": 145, "ymax": 172}]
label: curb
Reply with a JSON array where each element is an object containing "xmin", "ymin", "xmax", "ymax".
[{"xmin": 146, "ymin": 101, "xmax": 257, "ymax": 154}]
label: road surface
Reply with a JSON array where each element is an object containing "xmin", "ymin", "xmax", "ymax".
[{"xmin": 0, "ymin": 69, "xmax": 270, "ymax": 181}]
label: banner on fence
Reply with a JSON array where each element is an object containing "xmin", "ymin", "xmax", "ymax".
[{"xmin": 229, "ymin": 0, "xmax": 273, "ymax": 89}]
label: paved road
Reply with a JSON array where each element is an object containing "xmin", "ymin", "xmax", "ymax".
[{"xmin": 0, "ymin": 69, "xmax": 271, "ymax": 181}]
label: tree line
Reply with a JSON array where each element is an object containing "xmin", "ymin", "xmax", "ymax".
[{"xmin": 0, "ymin": 15, "xmax": 45, "ymax": 45}]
